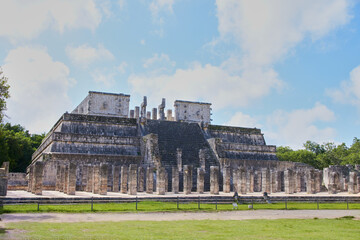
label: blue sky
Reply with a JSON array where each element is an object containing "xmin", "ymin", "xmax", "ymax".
[{"xmin": 1, "ymin": 0, "xmax": 360, "ymax": 149}]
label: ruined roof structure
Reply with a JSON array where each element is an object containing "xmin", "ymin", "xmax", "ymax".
[{"xmin": 27, "ymin": 91, "xmax": 315, "ymax": 196}]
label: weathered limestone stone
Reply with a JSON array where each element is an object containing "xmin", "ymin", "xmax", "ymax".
[
  {"xmin": 141, "ymin": 96, "xmax": 147, "ymax": 118},
  {"xmin": 27, "ymin": 165, "xmax": 33, "ymax": 192},
  {"xmin": 261, "ymin": 168, "xmax": 270, "ymax": 193},
  {"xmin": 135, "ymin": 106, "xmax": 140, "ymax": 118},
  {"xmin": 33, "ymin": 161, "xmax": 44, "ymax": 195},
  {"xmin": 328, "ymin": 171, "xmax": 337, "ymax": 194},
  {"xmin": 80, "ymin": 165, "xmax": 87, "ymax": 191},
  {"xmin": 315, "ymin": 170, "xmax": 322, "ymax": 193},
  {"xmin": 120, "ymin": 166, "xmax": 128, "ymax": 194},
  {"xmin": 146, "ymin": 167, "xmax": 154, "ymax": 194},
  {"xmin": 232, "ymin": 168, "xmax": 240, "ymax": 192},
  {"xmin": 58, "ymin": 165, "xmax": 64, "ymax": 192},
  {"xmin": 156, "ymin": 167, "xmax": 166, "ymax": 195},
  {"xmin": 284, "ymin": 169, "xmax": 295, "ymax": 194},
  {"xmin": 100, "ymin": 163, "xmax": 108, "ymax": 195},
  {"xmin": 348, "ymin": 172, "xmax": 358, "ymax": 194},
  {"xmin": 172, "ymin": 166, "xmax": 179, "ymax": 193},
  {"xmin": 128, "ymin": 164, "xmax": 137, "ymax": 195},
  {"xmin": 270, "ymin": 170, "xmax": 278, "ymax": 193},
  {"xmin": 146, "ymin": 111, "xmax": 151, "ymax": 119},
  {"xmin": 183, "ymin": 165, "xmax": 193, "ymax": 194},
  {"xmin": 306, "ymin": 169, "xmax": 315, "ymax": 194},
  {"xmin": 197, "ymin": 168, "xmax": 205, "ymax": 194},
  {"xmin": 152, "ymin": 108, "xmax": 157, "ymax": 120},
  {"xmin": 55, "ymin": 164, "xmax": 61, "ymax": 191},
  {"xmin": 276, "ymin": 171, "xmax": 282, "ymax": 192},
  {"xmin": 223, "ymin": 167, "xmax": 231, "ymax": 193},
  {"xmin": 357, "ymin": 176, "xmax": 360, "ymax": 193},
  {"xmin": 210, "ymin": 166, "xmax": 219, "ymax": 194},
  {"xmin": 295, "ymin": 171, "xmax": 302, "ymax": 193},
  {"xmin": 239, "ymin": 167, "xmax": 247, "ymax": 194},
  {"xmin": 246, "ymin": 169, "xmax": 254, "ymax": 193},
  {"xmin": 158, "ymin": 98, "xmax": 165, "ymax": 120},
  {"xmin": 112, "ymin": 165, "xmax": 120, "ymax": 192},
  {"xmin": 86, "ymin": 166, "xmax": 93, "ymax": 192},
  {"xmin": 63, "ymin": 165, "xmax": 69, "ymax": 194},
  {"xmin": 254, "ymin": 170, "xmax": 261, "ymax": 192},
  {"xmin": 165, "ymin": 171, "xmax": 168, "ymax": 192},
  {"xmin": 166, "ymin": 109, "xmax": 173, "ymax": 121},
  {"xmin": 0, "ymin": 162, "xmax": 9, "ymax": 196},
  {"xmin": 177, "ymin": 148, "xmax": 182, "ymax": 172},
  {"xmin": 137, "ymin": 166, "xmax": 145, "ymax": 192},
  {"xmin": 67, "ymin": 162, "xmax": 76, "ymax": 195},
  {"xmin": 130, "ymin": 109, "xmax": 135, "ymax": 118},
  {"xmin": 199, "ymin": 149, "xmax": 206, "ymax": 170},
  {"xmin": 92, "ymin": 165, "xmax": 100, "ymax": 194}
]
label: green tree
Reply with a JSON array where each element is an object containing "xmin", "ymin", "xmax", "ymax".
[{"xmin": 0, "ymin": 67, "xmax": 10, "ymax": 123}]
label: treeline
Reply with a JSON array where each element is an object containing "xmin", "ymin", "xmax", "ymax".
[
  {"xmin": 0, "ymin": 123, "xmax": 45, "ymax": 172},
  {"xmin": 277, "ymin": 138, "xmax": 360, "ymax": 169}
]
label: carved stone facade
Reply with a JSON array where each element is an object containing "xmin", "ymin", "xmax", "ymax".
[{"xmin": 18, "ymin": 91, "xmax": 356, "ymax": 196}]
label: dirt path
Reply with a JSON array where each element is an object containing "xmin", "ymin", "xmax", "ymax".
[{"xmin": 1, "ymin": 210, "xmax": 360, "ymax": 223}]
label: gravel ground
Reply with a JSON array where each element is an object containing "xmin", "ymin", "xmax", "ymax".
[{"xmin": 1, "ymin": 210, "xmax": 360, "ymax": 224}]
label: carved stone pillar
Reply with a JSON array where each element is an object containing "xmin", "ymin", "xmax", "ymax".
[
  {"xmin": 223, "ymin": 167, "xmax": 231, "ymax": 193},
  {"xmin": 67, "ymin": 162, "xmax": 76, "ymax": 195},
  {"xmin": 128, "ymin": 164, "xmax": 137, "ymax": 195},
  {"xmin": 156, "ymin": 167, "xmax": 166, "ymax": 195},
  {"xmin": 146, "ymin": 166, "xmax": 154, "ymax": 194},
  {"xmin": 138, "ymin": 166, "xmax": 145, "ymax": 192},
  {"xmin": 100, "ymin": 163, "xmax": 108, "ymax": 195},
  {"xmin": 183, "ymin": 165, "xmax": 193, "ymax": 194},
  {"xmin": 210, "ymin": 166, "xmax": 219, "ymax": 195},
  {"xmin": 120, "ymin": 166, "xmax": 128, "ymax": 194},
  {"xmin": 112, "ymin": 165, "xmax": 120, "ymax": 192},
  {"xmin": 197, "ymin": 168, "xmax": 205, "ymax": 194},
  {"xmin": 172, "ymin": 166, "xmax": 179, "ymax": 194}
]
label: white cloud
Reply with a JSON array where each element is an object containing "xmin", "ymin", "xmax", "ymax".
[
  {"xmin": 327, "ymin": 65, "xmax": 360, "ymax": 107},
  {"xmin": 0, "ymin": 0, "xmax": 102, "ymax": 41},
  {"xmin": 225, "ymin": 112, "xmax": 262, "ymax": 128},
  {"xmin": 140, "ymin": 39, "xmax": 146, "ymax": 45},
  {"xmin": 2, "ymin": 46, "xmax": 74, "ymax": 133},
  {"xmin": 118, "ymin": 0, "xmax": 126, "ymax": 10},
  {"xmin": 129, "ymin": 60, "xmax": 282, "ymax": 109},
  {"xmin": 117, "ymin": 62, "xmax": 128, "ymax": 74},
  {"xmin": 150, "ymin": 0, "xmax": 174, "ymax": 17},
  {"xmin": 66, "ymin": 44, "xmax": 114, "ymax": 68},
  {"xmin": 91, "ymin": 69, "xmax": 116, "ymax": 87},
  {"xmin": 143, "ymin": 53, "xmax": 175, "ymax": 72},
  {"xmin": 265, "ymin": 103, "xmax": 336, "ymax": 149},
  {"xmin": 216, "ymin": 0, "xmax": 351, "ymax": 65}
]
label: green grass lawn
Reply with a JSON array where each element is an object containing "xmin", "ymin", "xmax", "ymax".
[
  {"xmin": 1, "ymin": 201, "xmax": 360, "ymax": 213},
  {"xmin": 3, "ymin": 218, "xmax": 360, "ymax": 240}
]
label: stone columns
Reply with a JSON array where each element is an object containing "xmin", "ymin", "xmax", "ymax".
[
  {"xmin": 295, "ymin": 171, "xmax": 302, "ymax": 193},
  {"xmin": 172, "ymin": 166, "xmax": 179, "ymax": 193},
  {"xmin": 112, "ymin": 165, "xmax": 120, "ymax": 192},
  {"xmin": 165, "ymin": 171, "xmax": 169, "ymax": 192},
  {"xmin": 254, "ymin": 170, "xmax": 261, "ymax": 192},
  {"xmin": 328, "ymin": 171, "xmax": 337, "ymax": 194},
  {"xmin": 199, "ymin": 149, "xmax": 206, "ymax": 170},
  {"xmin": 138, "ymin": 166, "xmax": 145, "ymax": 192},
  {"xmin": 86, "ymin": 166, "xmax": 93, "ymax": 192},
  {"xmin": 81, "ymin": 165, "xmax": 88, "ymax": 191},
  {"xmin": 55, "ymin": 164, "xmax": 61, "ymax": 191},
  {"xmin": 67, "ymin": 162, "xmax": 76, "ymax": 195},
  {"xmin": 246, "ymin": 169, "xmax": 254, "ymax": 193},
  {"xmin": 177, "ymin": 148, "xmax": 182, "ymax": 172},
  {"xmin": 156, "ymin": 167, "xmax": 166, "ymax": 195},
  {"xmin": 152, "ymin": 108, "xmax": 157, "ymax": 120},
  {"xmin": 135, "ymin": 106, "xmax": 140, "ymax": 118},
  {"xmin": 270, "ymin": 170, "xmax": 278, "ymax": 193},
  {"xmin": 239, "ymin": 167, "xmax": 246, "ymax": 194},
  {"xmin": 183, "ymin": 165, "xmax": 193, "ymax": 194},
  {"xmin": 128, "ymin": 164, "xmax": 137, "ymax": 195},
  {"xmin": 284, "ymin": 169, "xmax": 295, "ymax": 194},
  {"xmin": 27, "ymin": 165, "xmax": 33, "ymax": 192},
  {"xmin": 315, "ymin": 170, "xmax": 322, "ymax": 193},
  {"xmin": 33, "ymin": 161, "xmax": 44, "ymax": 195},
  {"xmin": 223, "ymin": 167, "xmax": 231, "ymax": 193},
  {"xmin": 92, "ymin": 165, "xmax": 100, "ymax": 194},
  {"xmin": 100, "ymin": 163, "xmax": 108, "ymax": 195},
  {"xmin": 197, "ymin": 168, "xmax": 205, "ymax": 194},
  {"xmin": 348, "ymin": 171, "xmax": 358, "ymax": 194},
  {"xmin": 130, "ymin": 110, "xmax": 135, "ymax": 118},
  {"xmin": 120, "ymin": 166, "xmax": 128, "ymax": 194},
  {"xmin": 306, "ymin": 169, "xmax": 315, "ymax": 194},
  {"xmin": 146, "ymin": 167, "xmax": 154, "ymax": 194},
  {"xmin": 63, "ymin": 165, "xmax": 69, "ymax": 194},
  {"xmin": 210, "ymin": 166, "xmax": 219, "ymax": 194},
  {"xmin": 232, "ymin": 168, "xmax": 240, "ymax": 192},
  {"xmin": 261, "ymin": 168, "xmax": 270, "ymax": 193},
  {"xmin": 146, "ymin": 111, "xmax": 151, "ymax": 119}
]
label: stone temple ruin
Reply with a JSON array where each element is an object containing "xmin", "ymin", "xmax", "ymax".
[{"xmin": 2, "ymin": 91, "xmax": 360, "ymax": 196}]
